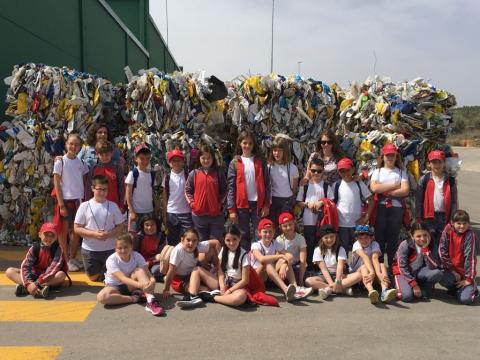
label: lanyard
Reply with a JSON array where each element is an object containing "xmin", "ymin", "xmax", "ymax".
[{"xmin": 88, "ymin": 200, "xmax": 110, "ymax": 231}]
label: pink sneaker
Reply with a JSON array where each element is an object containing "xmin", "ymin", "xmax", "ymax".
[{"xmin": 145, "ymin": 298, "xmax": 164, "ymax": 316}]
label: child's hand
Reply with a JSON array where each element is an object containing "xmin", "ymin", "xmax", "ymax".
[
  {"xmin": 162, "ymin": 289, "xmax": 170, "ymax": 299},
  {"xmin": 313, "ymin": 201, "xmax": 324, "ymax": 211},
  {"xmin": 130, "ymin": 211, "xmax": 137, "ymax": 221},
  {"xmin": 59, "ymin": 205, "xmax": 68, "ymax": 217},
  {"xmin": 413, "ymin": 285, "xmax": 422, "ymax": 298},
  {"xmin": 229, "ymin": 212, "xmax": 238, "ymax": 223},
  {"xmin": 382, "ymin": 274, "xmax": 390, "ymax": 285},
  {"xmin": 95, "ymin": 230, "xmax": 109, "ymax": 240},
  {"xmin": 366, "ymin": 272, "xmax": 375, "ymax": 283},
  {"xmin": 332, "ymin": 283, "xmax": 342, "ymax": 293},
  {"xmin": 219, "ymin": 285, "xmax": 226, "ymax": 295},
  {"xmin": 456, "ymin": 279, "xmax": 471, "ymax": 288},
  {"xmin": 260, "ymin": 206, "xmax": 269, "ymax": 218},
  {"xmin": 27, "ymin": 283, "xmax": 39, "ymax": 296},
  {"xmin": 55, "ymin": 155, "xmax": 63, "ymax": 162},
  {"xmin": 279, "ymin": 264, "xmax": 287, "ymax": 280}
]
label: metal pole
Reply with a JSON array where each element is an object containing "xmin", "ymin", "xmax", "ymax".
[
  {"xmin": 270, "ymin": 0, "xmax": 274, "ymax": 73},
  {"xmin": 298, "ymin": 61, "xmax": 302, "ymax": 76}
]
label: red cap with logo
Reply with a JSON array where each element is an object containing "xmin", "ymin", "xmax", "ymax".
[
  {"xmin": 381, "ymin": 144, "xmax": 398, "ymax": 155},
  {"xmin": 258, "ymin": 218, "xmax": 274, "ymax": 231},
  {"xmin": 337, "ymin": 157, "xmax": 354, "ymax": 170},
  {"xmin": 135, "ymin": 144, "xmax": 151, "ymax": 155},
  {"xmin": 167, "ymin": 149, "xmax": 184, "ymax": 162},
  {"xmin": 278, "ymin": 212, "xmax": 295, "ymax": 225},
  {"xmin": 428, "ymin": 150, "xmax": 445, "ymax": 162},
  {"xmin": 39, "ymin": 222, "xmax": 58, "ymax": 235}
]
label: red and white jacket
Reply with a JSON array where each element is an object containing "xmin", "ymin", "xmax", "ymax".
[{"xmin": 185, "ymin": 168, "xmax": 227, "ymax": 216}]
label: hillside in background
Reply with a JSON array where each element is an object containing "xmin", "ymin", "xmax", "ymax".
[{"xmin": 449, "ymin": 106, "xmax": 480, "ymax": 146}]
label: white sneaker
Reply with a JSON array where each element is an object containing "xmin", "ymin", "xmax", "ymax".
[
  {"xmin": 67, "ymin": 259, "xmax": 80, "ymax": 272},
  {"xmin": 294, "ymin": 286, "xmax": 314, "ymax": 300},
  {"xmin": 71, "ymin": 258, "xmax": 84, "ymax": 269},
  {"xmin": 318, "ymin": 288, "xmax": 332, "ymax": 300},
  {"xmin": 344, "ymin": 287, "xmax": 354, "ymax": 296}
]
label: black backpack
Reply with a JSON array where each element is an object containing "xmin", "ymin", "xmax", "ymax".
[
  {"xmin": 132, "ymin": 167, "xmax": 156, "ymax": 209},
  {"xmin": 164, "ymin": 168, "xmax": 189, "ymax": 199}
]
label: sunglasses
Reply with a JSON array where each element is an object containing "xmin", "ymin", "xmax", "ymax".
[
  {"xmin": 321, "ymin": 140, "xmax": 333, "ymax": 145},
  {"xmin": 355, "ymin": 224, "xmax": 372, "ymax": 233},
  {"xmin": 310, "ymin": 169, "xmax": 323, "ymax": 174}
]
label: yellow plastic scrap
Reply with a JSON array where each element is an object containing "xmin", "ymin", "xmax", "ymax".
[
  {"xmin": 436, "ymin": 89, "xmax": 448, "ymax": 101},
  {"xmin": 357, "ymin": 139, "xmax": 374, "ymax": 160},
  {"xmin": 0, "ymin": 161, "xmax": 4, "ymax": 172},
  {"xmin": 307, "ymin": 107, "xmax": 316, "ymax": 119},
  {"xmin": 376, "ymin": 102, "xmax": 389, "ymax": 115},
  {"xmin": 433, "ymin": 104, "xmax": 444, "ymax": 113},
  {"xmin": 159, "ymin": 79, "xmax": 168, "ymax": 94},
  {"xmin": 27, "ymin": 164, "xmax": 35, "ymax": 176},
  {"xmin": 325, "ymin": 105, "xmax": 334, "ymax": 120},
  {"xmin": 56, "ymin": 99, "xmax": 67, "ymax": 119},
  {"xmin": 66, "ymin": 105, "xmax": 77, "ymax": 122},
  {"xmin": 93, "ymin": 88, "xmax": 100, "ymax": 107},
  {"xmin": 340, "ymin": 98, "xmax": 354, "ymax": 112},
  {"xmin": 40, "ymin": 95, "xmax": 49, "ymax": 110},
  {"xmin": 391, "ymin": 109, "xmax": 400, "ymax": 125},
  {"xmin": 244, "ymin": 76, "xmax": 266, "ymax": 102},
  {"xmin": 408, "ymin": 159, "xmax": 420, "ymax": 182},
  {"xmin": 17, "ymin": 92, "xmax": 28, "ymax": 114},
  {"xmin": 187, "ymin": 80, "xmax": 194, "ymax": 98},
  {"xmin": 35, "ymin": 130, "xmax": 44, "ymax": 149}
]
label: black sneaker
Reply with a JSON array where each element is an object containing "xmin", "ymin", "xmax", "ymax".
[
  {"xmin": 177, "ymin": 294, "xmax": 203, "ymax": 308},
  {"xmin": 39, "ymin": 285, "xmax": 50, "ymax": 298},
  {"xmin": 15, "ymin": 284, "xmax": 28, "ymax": 297},
  {"xmin": 198, "ymin": 291, "xmax": 215, "ymax": 303}
]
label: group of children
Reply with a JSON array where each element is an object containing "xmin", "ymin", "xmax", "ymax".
[{"xmin": 4, "ymin": 127, "xmax": 478, "ymax": 318}]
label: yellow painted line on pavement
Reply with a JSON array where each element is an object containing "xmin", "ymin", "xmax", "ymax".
[
  {"xmin": 0, "ymin": 250, "xmax": 26, "ymax": 261},
  {"xmin": 0, "ymin": 272, "xmax": 103, "ymax": 286},
  {"xmin": 0, "ymin": 346, "xmax": 62, "ymax": 360},
  {"xmin": 0, "ymin": 301, "xmax": 96, "ymax": 322}
]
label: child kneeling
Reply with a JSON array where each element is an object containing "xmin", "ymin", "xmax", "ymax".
[
  {"xmin": 305, "ymin": 225, "xmax": 362, "ymax": 299},
  {"xmin": 96, "ymin": 234, "xmax": 164, "ymax": 316},
  {"xmin": 6, "ymin": 223, "xmax": 66, "ymax": 298},
  {"xmin": 349, "ymin": 225, "xmax": 397, "ymax": 304}
]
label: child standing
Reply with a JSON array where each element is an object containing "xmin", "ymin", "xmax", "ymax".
[
  {"xmin": 162, "ymin": 228, "xmax": 221, "ymax": 308},
  {"xmin": 6, "ymin": 223, "xmax": 66, "ymax": 298},
  {"xmin": 214, "ymin": 224, "xmax": 251, "ymax": 307},
  {"xmin": 133, "ymin": 215, "xmax": 173, "ymax": 282},
  {"xmin": 392, "ymin": 222, "xmax": 444, "ymax": 302},
  {"xmin": 97, "ymin": 234, "xmax": 164, "ymax": 316},
  {"xmin": 125, "ymin": 144, "xmax": 155, "ymax": 233},
  {"xmin": 296, "ymin": 157, "xmax": 334, "ymax": 267},
  {"xmin": 162, "ymin": 149, "xmax": 192, "ymax": 246},
  {"xmin": 439, "ymin": 210, "xmax": 478, "ymax": 305},
  {"xmin": 227, "ymin": 130, "xmax": 271, "ymax": 251},
  {"xmin": 370, "ymin": 144, "xmax": 410, "ymax": 265},
  {"xmin": 251, "ymin": 219, "xmax": 309, "ymax": 302},
  {"xmin": 305, "ymin": 225, "xmax": 361, "ymax": 299},
  {"xmin": 334, "ymin": 158, "xmax": 373, "ymax": 252},
  {"xmin": 275, "ymin": 212, "xmax": 312, "ymax": 295},
  {"xmin": 185, "ymin": 145, "xmax": 227, "ymax": 241},
  {"xmin": 415, "ymin": 150, "xmax": 458, "ymax": 244},
  {"xmin": 267, "ymin": 136, "xmax": 299, "ymax": 228},
  {"xmin": 349, "ymin": 225, "xmax": 397, "ymax": 304},
  {"xmin": 85, "ymin": 141, "xmax": 125, "ymax": 211},
  {"xmin": 53, "ymin": 132, "xmax": 89, "ymax": 272},
  {"xmin": 74, "ymin": 175, "xmax": 125, "ymax": 281}
]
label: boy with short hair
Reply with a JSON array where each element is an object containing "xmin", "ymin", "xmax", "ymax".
[
  {"xmin": 85, "ymin": 141, "xmax": 125, "ymax": 210},
  {"xmin": 439, "ymin": 210, "xmax": 478, "ymax": 305},
  {"xmin": 161, "ymin": 149, "xmax": 192, "ymax": 246},
  {"xmin": 74, "ymin": 175, "xmax": 125, "ymax": 281},
  {"xmin": 334, "ymin": 157, "xmax": 374, "ymax": 252},
  {"xmin": 6, "ymin": 223, "xmax": 67, "ymax": 298},
  {"xmin": 125, "ymin": 144, "xmax": 156, "ymax": 233}
]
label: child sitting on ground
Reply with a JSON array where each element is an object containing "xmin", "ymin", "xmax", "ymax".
[
  {"xmin": 6, "ymin": 223, "xmax": 67, "ymax": 298},
  {"xmin": 349, "ymin": 225, "xmax": 397, "ymax": 304}
]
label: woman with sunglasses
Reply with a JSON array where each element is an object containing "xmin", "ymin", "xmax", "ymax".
[
  {"xmin": 370, "ymin": 144, "xmax": 410, "ymax": 267},
  {"xmin": 303, "ymin": 129, "xmax": 345, "ymax": 186}
]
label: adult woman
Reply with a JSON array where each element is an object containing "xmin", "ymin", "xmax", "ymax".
[
  {"xmin": 78, "ymin": 123, "xmax": 122, "ymax": 168},
  {"xmin": 303, "ymin": 129, "xmax": 344, "ymax": 186},
  {"xmin": 370, "ymin": 144, "xmax": 410, "ymax": 265}
]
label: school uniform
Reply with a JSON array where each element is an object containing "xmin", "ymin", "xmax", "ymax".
[
  {"xmin": 392, "ymin": 239, "xmax": 443, "ymax": 302},
  {"xmin": 415, "ymin": 172, "xmax": 457, "ymax": 244},
  {"xmin": 268, "ymin": 162, "xmax": 298, "ymax": 226},
  {"xmin": 312, "ymin": 246, "xmax": 348, "ymax": 277},
  {"xmin": 227, "ymin": 156, "xmax": 271, "ymax": 251},
  {"xmin": 439, "ymin": 224, "xmax": 477, "ymax": 305},
  {"xmin": 162, "ymin": 169, "xmax": 192, "ymax": 246},
  {"xmin": 185, "ymin": 168, "xmax": 227, "ymax": 241}
]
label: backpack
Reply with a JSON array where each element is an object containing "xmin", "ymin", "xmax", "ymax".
[
  {"xmin": 32, "ymin": 242, "xmax": 72, "ymax": 287},
  {"xmin": 333, "ymin": 180, "xmax": 368, "ymax": 216},
  {"xmin": 132, "ymin": 167, "xmax": 156, "ymax": 209}
]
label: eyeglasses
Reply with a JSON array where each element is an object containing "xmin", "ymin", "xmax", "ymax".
[
  {"xmin": 94, "ymin": 188, "xmax": 108, "ymax": 192},
  {"xmin": 310, "ymin": 169, "xmax": 323, "ymax": 174},
  {"xmin": 321, "ymin": 140, "xmax": 333, "ymax": 145},
  {"xmin": 355, "ymin": 224, "xmax": 371, "ymax": 233}
]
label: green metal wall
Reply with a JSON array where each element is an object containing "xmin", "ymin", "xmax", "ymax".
[{"xmin": 0, "ymin": 0, "xmax": 178, "ymax": 120}]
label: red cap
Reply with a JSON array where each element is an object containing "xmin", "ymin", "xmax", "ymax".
[
  {"xmin": 135, "ymin": 144, "xmax": 151, "ymax": 155},
  {"xmin": 381, "ymin": 144, "xmax": 398, "ymax": 155},
  {"xmin": 428, "ymin": 150, "xmax": 445, "ymax": 162},
  {"xmin": 39, "ymin": 222, "xmax": 58, "ymax": 235},
  {"xmin": 167, "ymin": 149, "xmax": 184, "ymax": 162},
  {"xmin": 337, "ymin": 157, "xmax": 354, "ymax": 170},
  {"xmin": 258, "ymin": 218, "xmax": 274, "ymax": 231},
  {"xmin": 278, "ymin": 212, "xmax": 295, "ymax": 225}
]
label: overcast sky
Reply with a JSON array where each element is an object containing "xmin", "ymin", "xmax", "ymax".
[{"xmin": 150, "ymin": 0, "xmax": 479, "ymax": 106}]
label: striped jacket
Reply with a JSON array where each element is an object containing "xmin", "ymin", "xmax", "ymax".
[{"xmin": 21, "ymin": 242, "xmax": 64, "ymax": 287}]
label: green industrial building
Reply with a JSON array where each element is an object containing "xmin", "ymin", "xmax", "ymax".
[{"xmin": 0, "ymin": 0, "xmax": 179, "ymax": 117}]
